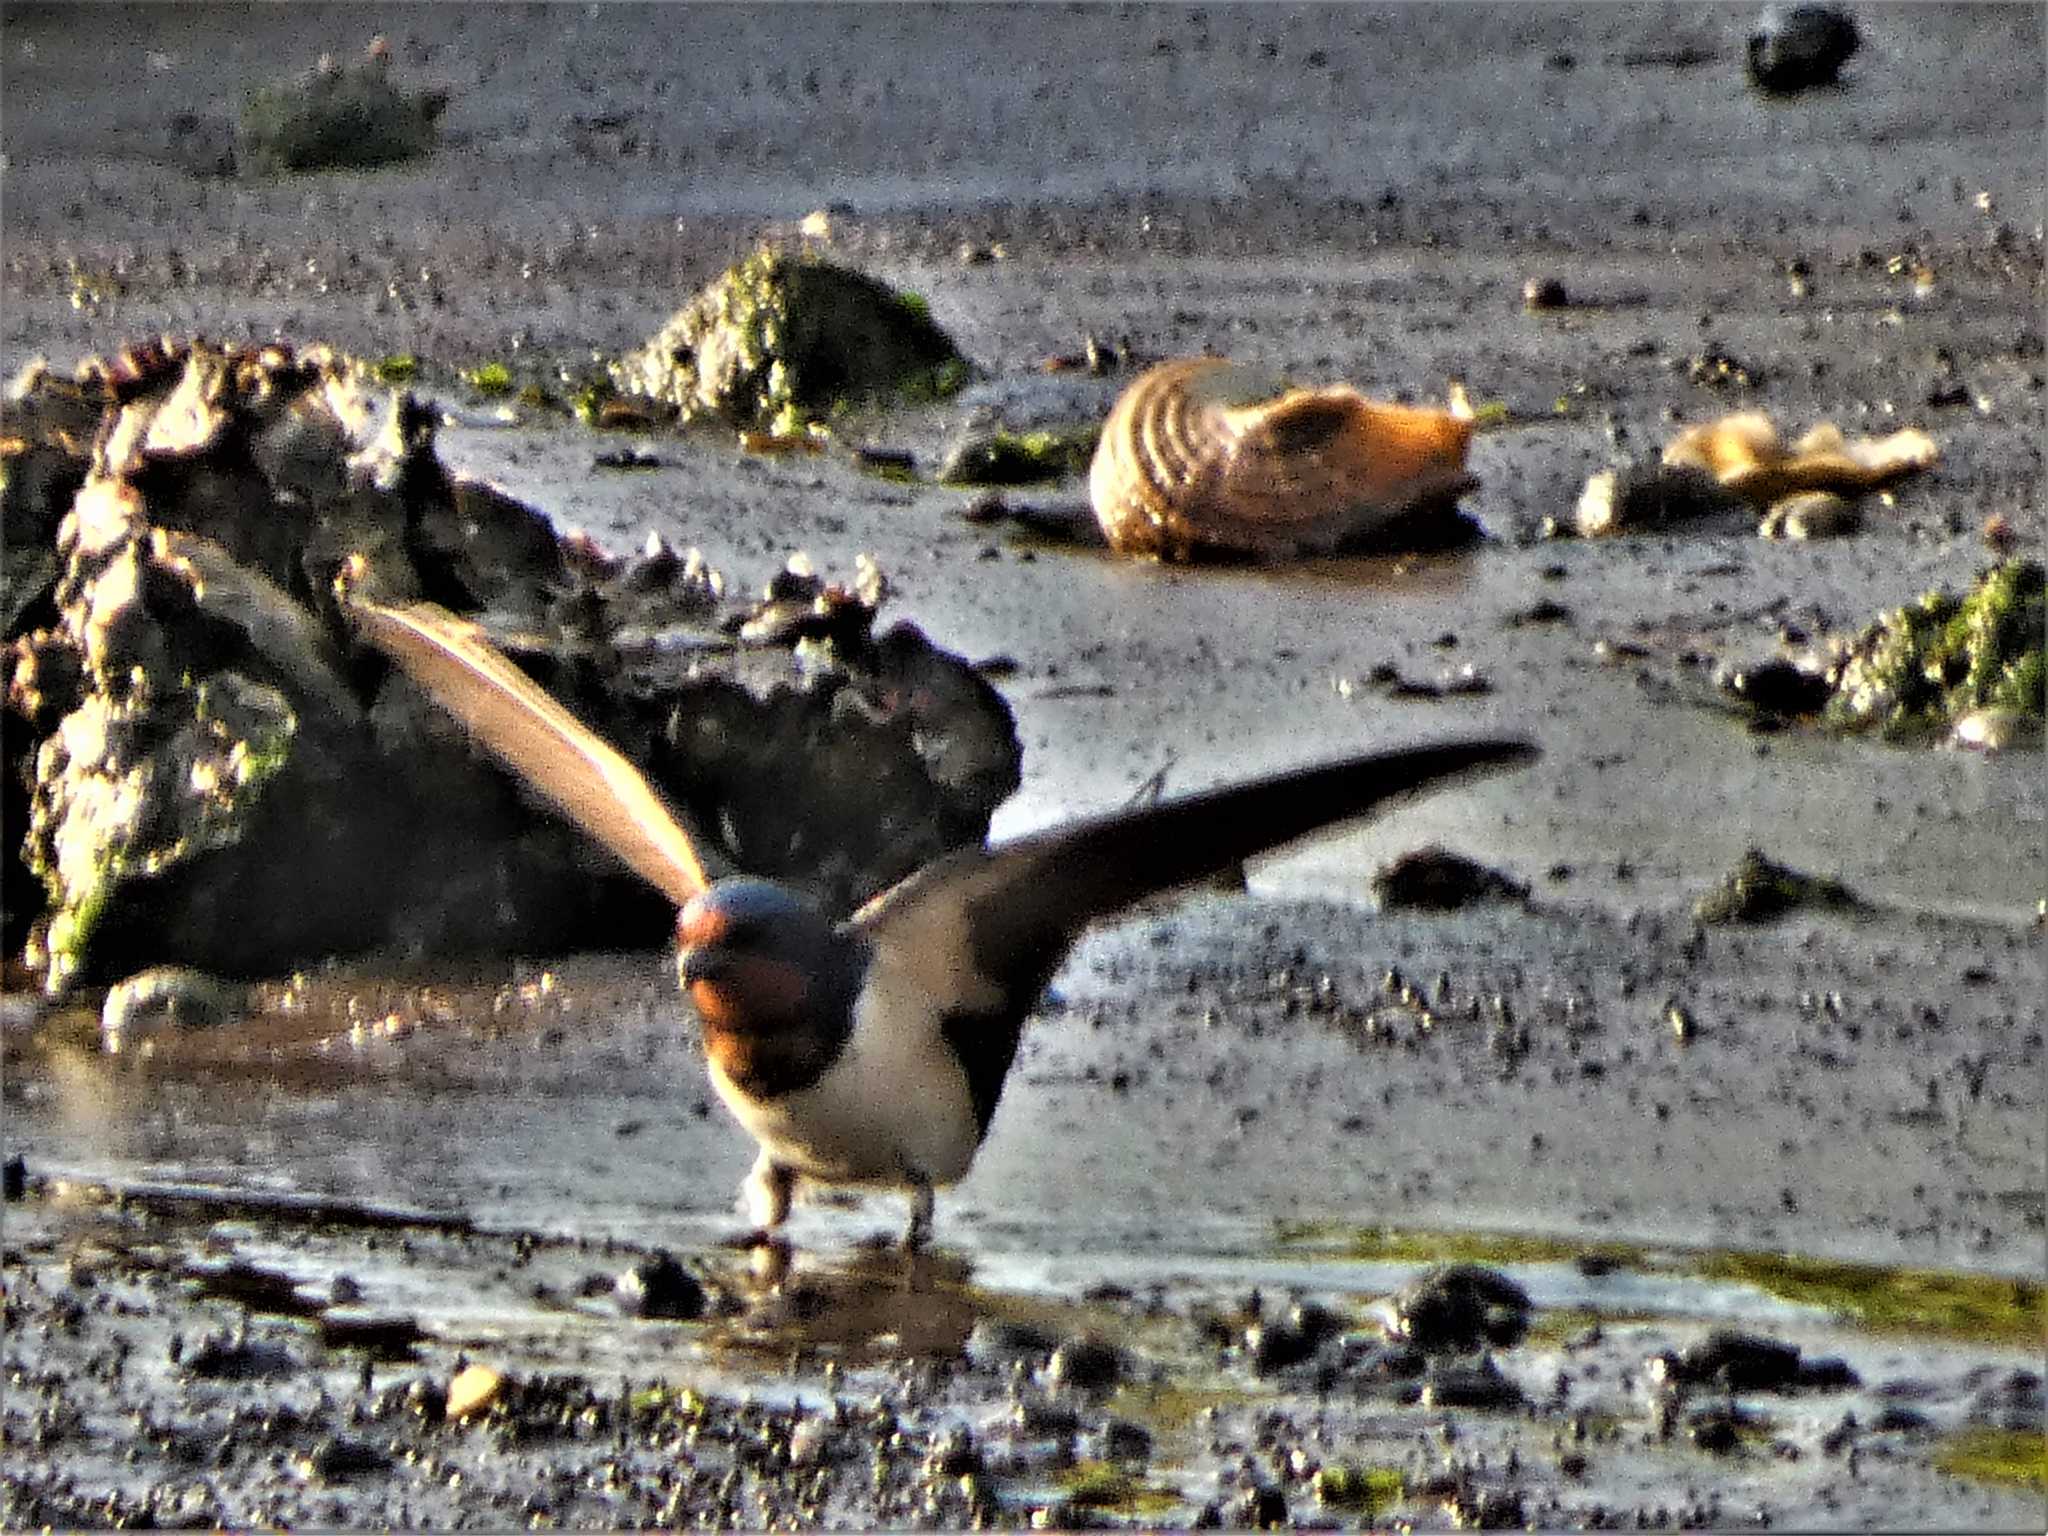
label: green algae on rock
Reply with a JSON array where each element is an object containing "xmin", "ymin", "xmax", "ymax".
[
  {"xmin": 937, "ymin": 425, "xmax": 1102, "ymax": 487},
  {"xmin": 1820, "ymin": 558, "xmax": 2045, "ymax": 742},
  {"xmin": 613, "ymin": 247, "xmax": 968, "ymax": 432},
  {"xmin": 236, "ymin": 41, "xmax": 447, "ymax": 176},
  {"xmin": 1693, "ymin": 847, "xmax": 1866, "ymax": 924}
]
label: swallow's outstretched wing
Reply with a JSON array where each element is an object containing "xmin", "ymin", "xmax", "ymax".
[
  {"xmin": 343, "ymin": 593, "xmax": 716, "ymax": 906},
  {"xmin": 853, "ymin": 737, "xmax": 1538, "ymax": 1120}
]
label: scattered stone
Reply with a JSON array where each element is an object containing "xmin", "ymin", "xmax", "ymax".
[
  {"xmin": 1714, "ymin": 657, "xmax": 1834, "ymax": 717},
  {"xmin": 1694, "ymin": 848, "xmax": 1865, "ymax": 923},
  {"xmin": 1747, "ymin": 5, "xmax": 1860, "ymax": 94},
  {"xmin": 1046, "ymin": 1335, "xmax": 1124, "ymax": 1393},
  {"xmin": 1760, "ymin": 489, "xmax": 1861, "ymax": 540},
  {"xmin": 1373, "ymin": 847, "xmax": 1530, "ymax": 911},
  {"xmin": 1523, "ymin": 275, "xmax": 1569, "ymax": 310},
  {"xmin": 100, "ymin": 966, "xmax": 247, "ymax": 1053},
  {"xmin": 1379, "ymin": 1265, "xmax": 1532, "ymax": 1353},
  {"xmin": 938, "ymin": 425, "xmax": 1101, "ymax": 487},
  {"xmin": 1575, "ymin": 462, "xmax": 1747, "ymax": 537},
  {"xmin": 1423, "ymin": 1355, "xmax": 1525, "ymax": 1409},
  {"xmin": 614, "ymin": 1251, "xmax": 707, "ymax": 1320}
]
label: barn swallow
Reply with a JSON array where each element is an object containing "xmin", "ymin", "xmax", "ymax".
[{"xmin": 346, "ymin": 594, "xmax": 1537, "ymax": 1249}]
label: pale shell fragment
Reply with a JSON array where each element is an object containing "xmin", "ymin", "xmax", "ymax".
[
  {"xmin": 1088, "ymin": 357, "xmax": 1477, "ymax": 561},
  {"xmin": 1663, "ymin": 411, "xmax": 1937, "ymax": 505}
]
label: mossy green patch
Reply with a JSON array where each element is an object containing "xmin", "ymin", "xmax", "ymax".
[
  {"xmin": 1694, "ymin": 1252, "xmax": 2045, "ymax": 1349},
  {"xmin": 1056, "ymin": 1460, "xmax": 1181, "ymax": 1516},
  {"xmin": 372, "ymin": 353, "xmax": 420, "ymax": 384},
  {"xmin": 1822, "ymin": 557, "xmax": 2045, "ymax": 740},
  {"xmin": 936, "ymin": 425, "xmax": 1104, "ymax": 486},
  {"xmin": 1312, "ymin": 1462, "xmax": 1404, "ymax": 1516},
  {"xmin": 237, "ymin": 55, "xmax": 445, "ymax": 175},
  {"xmin": 1108, "ymin": 1381, "xmax": 1259, "ymax": 1439},
  {"xmin": 1935, "ymin": 1426, "xmax": 2048, "ymax": 1490},
  {"xmin": 1692, "ymin": 847, "xmax": 1865, "ymax": 923},
  {"xmin": 464, "ymin": 361, "xmax": 514, "ymax": 397}
]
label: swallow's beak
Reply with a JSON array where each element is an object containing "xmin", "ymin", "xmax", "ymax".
[{"xmin": 677, "ymin": 947, "xmax": 727, "ymax": 987}]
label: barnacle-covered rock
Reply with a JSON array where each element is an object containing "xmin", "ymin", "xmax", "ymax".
[
  {"xmin": 611, "ymin": 247, "xmax": 969, "ymax": 432},
  {"xmin": 1819, "ymin": 558, "xmax": 2044, "ymax": 745},
  {"xmin": 1088, "ymin": 358, "xmax": 1477, "ymax": 561},
  {"xmin": 237, "ymin": 38, "xmax": 448, "ymax": 176},
  {"xmin": 2, "ymin": 339, "xmax": 1019, "ymax": 992}
]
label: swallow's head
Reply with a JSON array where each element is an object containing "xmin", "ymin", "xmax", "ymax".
[{"xmin": 676, "ymin": 881, "xmax": 868, "ymax": 1093}]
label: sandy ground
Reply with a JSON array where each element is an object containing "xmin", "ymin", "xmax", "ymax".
[{"xmin": 2, "ymin": 3, "xmax": 2044, "ymax": 1529}]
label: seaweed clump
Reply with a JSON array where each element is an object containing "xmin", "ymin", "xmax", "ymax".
[
  {"xmin": 1820, "ymin": 558, "xmax": 2044, "ymax": 741},
  {"xmin": 613, "ymin": 247, "xmax": 968, "ymax": 433}
]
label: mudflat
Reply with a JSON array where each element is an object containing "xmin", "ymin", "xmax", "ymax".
[{"xmin": 3, "ymin": 5, "xmax": 2043, "ymax": 1529}]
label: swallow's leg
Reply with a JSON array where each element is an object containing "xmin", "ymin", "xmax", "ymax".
[
  {"xmin": 903, "ymin": 1180, "xmax": 935, "ymax": 1252},
  {"xmin": 741, "ymin": 1152, "xmax": 796, "ymax": 1241}
]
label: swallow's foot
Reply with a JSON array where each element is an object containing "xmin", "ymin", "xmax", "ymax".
[
  {"xmin": 743, "ymin": 1153, "xmax": 796, "ymax": 1231},
  {"xmin": 903, "ymin": 1181, "xmax": 935, "ymax": 1252}
]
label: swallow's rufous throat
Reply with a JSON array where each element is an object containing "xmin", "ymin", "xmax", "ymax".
[{"xmin": 348, "ymin": 595, "xmax": 1537, "ymax": 1249}]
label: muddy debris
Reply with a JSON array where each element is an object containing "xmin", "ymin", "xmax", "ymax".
[
  {"xmin": 1759, "ymin": 488, "xmax": 1862, "ymax": 541},
  {"xmin": 610, "ymin": 246, "xmax": 969, "ymax": 432},
  {"xmin": 1573, "ymin": 461, "xmax": 1748, "ymax": 537},
  {"xmin": 0, "ymin": 338, "xmax": 1020, "ymax": 992},
  {"xmin": 1088, "ymin": 357, "xmax": 1478, "ymax": 561},
  {"xmin": 1693, "ymin": 846, "xmax": 1867, "ymax": 923},
  {"xmin": 614, "ymin": 1250, "xmax": 709, "ymax": 1321},
  {"xmin": 236, "ymin": 38, "xmax": 449, "ymax": 176}
]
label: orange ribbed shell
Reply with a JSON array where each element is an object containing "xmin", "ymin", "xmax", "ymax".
[{"xmin": 1088, "ymin": 358, "xmax": 1477, "ymax": 561}]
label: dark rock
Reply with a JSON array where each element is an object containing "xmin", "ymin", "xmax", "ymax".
[
  {"xmin": 1747, "ymin": 5, "xmax": 1860, "ymax": 94},
  {"xmin": 1694, "ymin": 848, "xmax": 1864, "ymax": 924},
  {"xmin": 1575, "ymin": 461, "xmax": 1749, "ymax": 537},
  {"xmin": 1423, "ymin": 1355, "xmax": 1525, "ymax": 1409},
  {"xmin": 1046, "ymin": 1334, "xmax": 1124, "ymax": 1392},
  {"xmin": 1714, "ymin": 657, "xmax": 1833, "ymax": 717},
  {"xmin": 1667, "ymin": 1328, "xmax": 1802, "ymax": 1390},
  {"xmin": 615, "ymin": 1251, "xmax": 707, "ymax": 1320},
  {"xmin": 1373, "ymin": 846, "xmax": 1530, "ymax": 910},
  {"xmin": 1382, "ymin": 1264, "xmax": 1532, "ymax": 1353}
]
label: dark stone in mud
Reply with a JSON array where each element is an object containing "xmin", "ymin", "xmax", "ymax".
[
  {"xmin": 1383, "ymin": 1264, "xmax": 1532, "ymax": 1354},
  {"xmin": 1, "ymin": 340, "xmax": 1020, "ymax": 989},
  {"xmin": 1046, "ymin": 1334, "xmax": 1125, "ymax": 1392},
  {"xmin": 613, "ymin": 247, "xmax": 968, "ymax": 430},
  {"xmin": 295, "ymin": 1434, "xmax": 392, "ymax": 1482},
  {"xmin": 181, "ymin": 1327, "xmax": 301, "ymax": 1381},
  {"xmin": 1715, "ymin": 656, "xmax": 1834, "ymax": 718},
  {"xmin": 1747, "ymin": 5, "xmax": 1860, "ymax": 95},
  {"xmin": 615, "ymin": 1250, "xmax": 707, "ymax": 1320},
  {"xmin": 1373, "ymin": 846, "xmax": 1531, "ymax": 910},
  {"xmin": 1423, "ymin": 1355, "xmax": 1525, "ymax": 1409},
  {"xmin": 1658, "ymin": 1328, "xmax": 1846, "ymax": 1393},
  {"xmin": 1574, "ymin": 460, "xmax": 1749, "ymax": 537},
  {"xmin": 1693, "ymin": 847, "xmax": 1865, "ymax": 924}
]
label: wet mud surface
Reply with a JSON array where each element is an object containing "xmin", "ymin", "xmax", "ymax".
[{"xmin": 3, "ymin": 3, "xmax": 2045, "ymax": 1528}]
